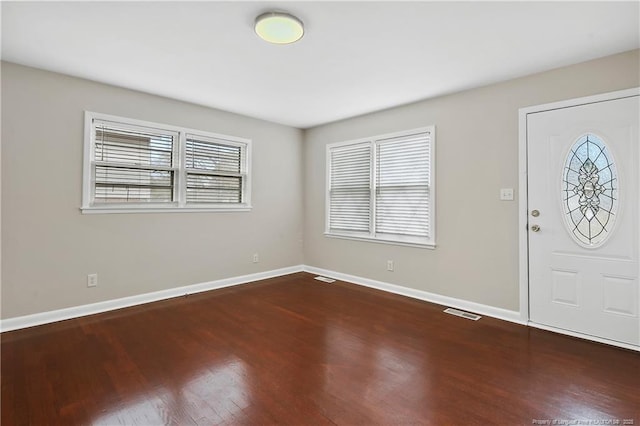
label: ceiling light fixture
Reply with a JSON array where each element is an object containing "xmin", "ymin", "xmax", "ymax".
[{"xmin": 254, "ymin": 12, "xmax": 304, "ymax": 45}]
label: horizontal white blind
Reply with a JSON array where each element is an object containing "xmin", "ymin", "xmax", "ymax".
[
  {"xmin": 376, "ymin": 132, "xmax": 431, "ymax": 238},
  {"xmin": 329, "ymin": 143, "xmax": 371, "ymax": 233},
  {"xmin": 94, "ymin": 121, "xmax": 175, "ymax": 203},
  {"xmin": 185, "ymin": 135, "xmax": 243, "ymax": 204},
  {"xmin": 186, "ymin": 174, "xmax": 241, "ymax": 203}
]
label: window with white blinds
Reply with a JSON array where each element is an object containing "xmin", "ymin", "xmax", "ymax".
[
  {"xmin": 82, "ymin": 112, "xmax": 251, "ymax": 213},
  {"xmin": 328, "ymin": 143, "xmax": 372, "ymax": 233},
  {"xmin": 93, "ymin": 121, "xmax": 177, "ymax": 204},
  {"xmin": 326, "ymin": 127, "xmax": 435, "ymax": 247},
  {"xmin": 185, "ymin": 135, "xmax": 244, "ymax": 204}
]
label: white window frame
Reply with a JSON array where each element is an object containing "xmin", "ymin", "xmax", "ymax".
[
  {"xmin": 325, "ymin": 126, "xmax": 436, "ymax": 248},
  {"xmin": 82, "ymin": 111, "xmax": 252, "ymax": 214}
]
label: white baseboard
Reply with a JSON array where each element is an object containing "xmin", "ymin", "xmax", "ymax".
[
  {"xmin": 0, "ymin": 265, "xmax": 304, "ymax": 332},
  {"xmin": 302, "ymin": 266, "xmax": 640, "ymax": 351},
  {"xmin": 302, "ymin": 265, "xmax": 524, "ymax": 325},
  {"xmin": 9, "ymin": 265, "xmax": 635, "ymax": 352}
]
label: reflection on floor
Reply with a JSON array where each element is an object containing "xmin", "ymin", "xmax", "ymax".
[{"xmin": 2, "ymin": 272, "xmax": 638, "ymax": 425}]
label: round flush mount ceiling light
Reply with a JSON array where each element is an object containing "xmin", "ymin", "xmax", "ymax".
[{"xmin": 254, "ymin": 12, "xmax": 304, "ymax": 44}]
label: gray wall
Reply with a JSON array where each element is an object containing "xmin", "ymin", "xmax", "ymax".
[
  {"xmin": 1, "ymin": 62, "xmax": 304, "ymax": 318},
  {"xmin": 303, "ymin": 49, "xmax": 640, "ymax": 311}
]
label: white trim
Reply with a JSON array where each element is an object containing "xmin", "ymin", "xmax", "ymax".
[
  {"xmin": 517, "ymin": 88, "xmax": 640, "ymax": 335},
  {"xmin": 325, "ymin": 126, "xmax": 436, "ymax": 248},
  {"xmin": 324, "ymin": 232, "xmax": 435, "ymax": 249},
  {"xmin": 176, "ymin": 130, "xmax": 187, "ymax": 205},
  {"xmin": 304, "ymin": 265, "xmax": 638, "ymax": 350},
  {"xmin": 518, "ymin": 103, "xmax": 530, "ymax": 323},
  {"xmin": 303, "ymin": 265, "xmax": 524, "ymax": 324},
  {"xmin": 5, "ymin": 264, "xmax": 635, "ymax": 351},
  {"xmin": 0, "ymin": 265, "xmax": 304, "ymax": 332},
  {"xmin": 519, "ymin": 88, "xmax": 640, "ymax": 117},
  {"xmin": 430, "ymin": 126, "xmax": 437, "ymax": 246},
  {"xmin": 82, "ymin": 111, "xmax": 252, "ymax": 213},
  {"xmin": 81, "ymin": 206, "xmax": 252, "ymax": 214},
  {"xmin": 528, "ymin": 322, "xmax": 640, "ymax": 352},
  {"xmin": 82, "ymin": 112, "xmax": 93, "ymax": 211}
]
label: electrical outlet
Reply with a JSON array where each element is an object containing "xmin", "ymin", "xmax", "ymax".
[
  {"xmin": 87, "ymin": 273, "xmax": 98, "ymax": 287},
  {"xmin": 252, "ymin": 253, "xmax": 259, "ymax": 263},
  {"xmin": 387, "ymin": 260, "xmax": 394, "ymax": 272}
]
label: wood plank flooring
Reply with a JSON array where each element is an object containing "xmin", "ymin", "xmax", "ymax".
[{"xmin": 2, "ymin": 272, "xmax": 639, "ymax": 425}]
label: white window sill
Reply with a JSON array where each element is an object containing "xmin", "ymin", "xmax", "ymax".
[
  {"xmin": 81, "ymin": 205, "xmax": 252, "ymax": 214},
  {"xmin": 324, "ymin": 232, "xmax": 436, "ymax": 249}
]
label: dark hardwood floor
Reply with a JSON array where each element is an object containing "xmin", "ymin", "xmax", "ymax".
[{"xmin": 2, "ymin": 272, "xmax": 639, "ymax": 425}]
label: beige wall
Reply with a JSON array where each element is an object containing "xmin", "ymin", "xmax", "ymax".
[
  {"xmin": 303, "ymin": 49, "xmax": 640, "ymax": 311},
  {"xmin": 3, "ymin": 50, "xmax": 639, "ymax": 320},
  {"xmin": 1, "ymin": 62, "xmax": 304, "ymax": 318}
]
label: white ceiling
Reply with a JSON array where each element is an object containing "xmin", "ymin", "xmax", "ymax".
[{"xmin": 2, "ymin": 1, "xmax": 639, "ymax": 129}]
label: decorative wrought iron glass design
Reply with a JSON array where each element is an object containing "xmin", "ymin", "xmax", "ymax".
[{"xmin": 562, "ymin": 134, "xmax": 618, "ymax": 247}]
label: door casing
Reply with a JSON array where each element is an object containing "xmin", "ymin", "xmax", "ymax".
[{"xmin": 518, "ymin": 87, "xmax": 640, "ymax": 351}]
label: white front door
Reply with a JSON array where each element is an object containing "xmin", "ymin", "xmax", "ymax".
[{"xmin": 527, "ymin": 94, "xmax": 639, "ymax": 346}]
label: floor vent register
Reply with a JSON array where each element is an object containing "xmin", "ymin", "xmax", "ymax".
[
  {"xmin": 444, "ymin": 307, "xmax": 482, "ymax": 321},
  {"xmin": 314, "ymin": 276, "xmax": 336, "ymax": 283}
]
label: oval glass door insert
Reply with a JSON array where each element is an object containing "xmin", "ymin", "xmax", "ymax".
[{"xmin": 562, "ymin": 134, "xmax": 618, "ymax": 247}]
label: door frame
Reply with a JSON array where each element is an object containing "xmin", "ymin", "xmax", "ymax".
[{"xmin": 518, "ymin": 87, "xmax": 640, "ymax": 350}]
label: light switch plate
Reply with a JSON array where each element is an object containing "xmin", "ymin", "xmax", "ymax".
[{"xmin": 500, "ymin": 188, "xmax": 514, "ymax": 201}]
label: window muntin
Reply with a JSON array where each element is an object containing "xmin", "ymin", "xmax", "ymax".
[
  {"xmin": 83, "ymin": 112, "xmax": 251, "ymax": 213},
  {"xmin": 326, "ymin": 127, "xmax": 435, "ymax": 248}
]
